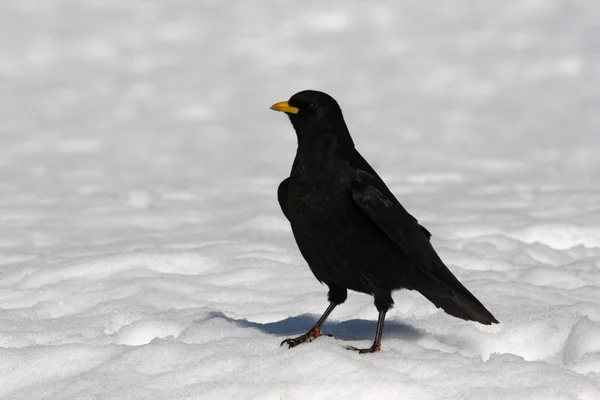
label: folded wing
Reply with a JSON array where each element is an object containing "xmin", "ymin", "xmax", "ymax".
[{"xmin": 351, "ymin": 169, "xmax": 498, "ymax": 325}]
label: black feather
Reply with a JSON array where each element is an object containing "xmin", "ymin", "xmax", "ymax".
[{"xmin": 272, "ymin": 90, "xmax": 498, "ymax": 352}]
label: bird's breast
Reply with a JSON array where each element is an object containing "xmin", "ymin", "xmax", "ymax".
[{"xmin": 287, "ymin": 157, "xmax": 353, "ymax": 225}]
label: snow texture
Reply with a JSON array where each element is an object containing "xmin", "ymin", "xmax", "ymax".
[{"xmin": 1, "ymin": 0, "xmax": 599, "ymax": 399}]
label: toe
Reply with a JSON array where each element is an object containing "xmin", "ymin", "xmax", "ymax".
[
  {"xmin": 280, "ymin": 338, "xmax": 294, "ymax": 347},
  {"xmin": 346, "ymin": 344, "xmax": 380, "ymax": 354}
]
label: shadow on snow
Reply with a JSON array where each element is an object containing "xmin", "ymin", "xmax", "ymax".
[{"xmin": 204, "ymin": 311, "xmax": 424, "ymax": 342}]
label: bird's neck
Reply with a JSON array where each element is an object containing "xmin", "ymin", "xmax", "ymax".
[
  {"xmin": 292, "ymin": 135, "xmax": 345, "ymax": 188},
  {"xmin": 295, "ymin": 123, "xmax": 355, "ymax": 152}
]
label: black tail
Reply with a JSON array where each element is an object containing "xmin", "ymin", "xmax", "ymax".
[
  {"xmin": 419, "ymin": 257, "xmax": 499, "ymax": 325},
  {"xmin": 420, "ymin": 289, "xmax": 498, "ymax": 325}
]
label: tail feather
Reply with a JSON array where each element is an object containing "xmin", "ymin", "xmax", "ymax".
[
  {"xmin": 420, "ymin": 290, "xmax": 498, "ymax": 325},
  {"xmin": 419, "ymin": 255, "xmax": 499, "ymax": 325}
]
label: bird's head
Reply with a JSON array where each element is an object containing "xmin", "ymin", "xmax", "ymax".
[{"xmin": 270, "ymin": 90, "xmax": 353, "ymax": 148}]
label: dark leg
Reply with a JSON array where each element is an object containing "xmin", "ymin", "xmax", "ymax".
[
  {"xmin": 347, "ymin": 309, "xmax": 386, "ymax": 353},
  {"xmin": 280, "ymin": 284, "xmax": 347, "ymax": 349},
  {"xmin": 280, "ymin": 301, "xmax": 337, "ymax": 348},
  {"xmin": 348, "ymin": 290, "xmax": 393, "ymax": 354}
]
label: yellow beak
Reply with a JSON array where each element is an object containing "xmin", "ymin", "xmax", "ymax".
[{"xmin": 270, "ymin": 101, "xmax": 299, "ymax": 115}]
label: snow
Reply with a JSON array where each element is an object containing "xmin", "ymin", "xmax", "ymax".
[{"xmin": 1, "ymin": 0, "xmax": 599, "ymax": 399}]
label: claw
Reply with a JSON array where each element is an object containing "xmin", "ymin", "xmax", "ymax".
[
  {"xmin": 280, "ymin": 326, "xmax": 325, "ymax": 349},
  {"xmin": 280, "ymin": 335, "xmax": 309, "ymax": 348},
  {"xmin": 346, "ymin": 343, "xmax": 381, "ymax": 354}
]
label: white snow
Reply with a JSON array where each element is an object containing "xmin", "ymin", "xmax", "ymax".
[{"xmin": 1, "ymin": 0, "xmax": 600, "ymax": 399}]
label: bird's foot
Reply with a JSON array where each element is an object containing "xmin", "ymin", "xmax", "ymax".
[
  {"xmin": 346, "ymin": 343, "xmax": 381, "ymax": 354},
  {"xmin": 281, "ymin": 326, "xmax": 328, "ymax": 349}
]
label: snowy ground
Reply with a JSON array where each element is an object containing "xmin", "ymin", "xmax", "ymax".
[{"xmin": 1, "ymin": 0, "xmax": 600, "ymax": 399}]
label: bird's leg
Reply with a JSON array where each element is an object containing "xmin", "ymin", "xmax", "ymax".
[
  {"xmin": 347, "ymin": 291, "xmax": 392, "ymax": 354},
  {"xmin": 280, "ymin": 301, "xmax": 338, "ymax": 348},
  {"xmin": 347, "ymin": 309, "xmax": 386, "ymax": 354}
]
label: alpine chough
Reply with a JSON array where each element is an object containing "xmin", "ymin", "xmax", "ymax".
[{"xmin": 270, "ymin": 90, "xmax": 498, "ymax": 353}]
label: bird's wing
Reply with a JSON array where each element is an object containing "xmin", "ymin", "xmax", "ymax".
[
  {"xmin": 350, "ymin": 170, "xmax": 432, "ymax": 267},
  {"xmin": 351, "ymin": 169, "xmax": 498, "ymax": 324},
  {"xmin": 277, "ymin": 178, "xmax": 290, "ymax": 220},
  {"xmin": 414, "ymin": 216, "xmax": 432, "ymax": 240},
  {"xmin": 347, "ymin": 151, "xmax": 431, "ymax": 240}
]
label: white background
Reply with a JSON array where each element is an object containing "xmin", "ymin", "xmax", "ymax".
[{"xmin": 1, "ymin": 1, "xmax": 599, "ymax": 399}]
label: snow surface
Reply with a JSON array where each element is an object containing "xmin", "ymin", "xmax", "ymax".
[{"xmin": 1, "ymin": 0, "xmax": 600, "ymax": 399}]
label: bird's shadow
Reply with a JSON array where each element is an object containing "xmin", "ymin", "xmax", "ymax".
[{"xmin": 205, "ymin": 311, "xmax": 424, "ymax": 342}]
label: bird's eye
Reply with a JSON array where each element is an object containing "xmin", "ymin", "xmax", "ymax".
[{"xmin": 308, "ymin": 102, "xmax": 316, "ymax": 109}]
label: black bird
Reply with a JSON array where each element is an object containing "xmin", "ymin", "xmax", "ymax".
[{"xmin": 270, "ymin": 90, "xmax": 498, "ymax": 353}]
